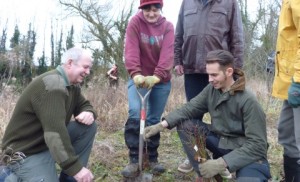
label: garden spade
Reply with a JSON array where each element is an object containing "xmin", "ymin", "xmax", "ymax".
[
  {"xmin": 123, "ymin": 88, "xmax": 153, "ymax": 182},
  {"xmin": 136, "ymin": 88, "xmax": 153, "ymax": 182}
]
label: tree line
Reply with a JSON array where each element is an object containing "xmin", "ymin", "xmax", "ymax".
[{"xmin": 0, "ymin": 0, "xmax": 281, "ymax": 90}]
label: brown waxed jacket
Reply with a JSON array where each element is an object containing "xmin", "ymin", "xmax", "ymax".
[{"xmin": 174, "ymin": 0, "xmax": 244, "ymax": 74}]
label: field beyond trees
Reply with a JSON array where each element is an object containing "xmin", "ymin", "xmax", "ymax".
[{"xmin": 0, "ymin": 75, "xmax": 283, "ymax": 182}]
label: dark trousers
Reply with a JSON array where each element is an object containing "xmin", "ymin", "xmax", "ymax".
[
  {"xmin": 59, "ymin": 121, "xmax": 97, "ymax": 182},
  {"xmin": 177, "ymin": 120, "xmax": 271, "ymax": 181},
  {"xmin": 184, "ymin": 74, "xmax": 209, "ymax": 101},
  {"xmin": 5, "ymin": 121, "xmax": 97, "ymax": 182},
  {"xmin": 124, "ymin": 119, "xmax": 160, "ymax": 163},
  {"xmin": 283, "ymin": 155, "xmax": 300, "ymax": 182}
]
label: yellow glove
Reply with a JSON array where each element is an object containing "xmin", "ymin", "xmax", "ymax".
[
  {"xmin": 133, "ymin": 75, "xmax": 145, "ymax": 88},
  {"xmin": 144, "ymin": 75, "xmax": 160, "ymax": 89}
]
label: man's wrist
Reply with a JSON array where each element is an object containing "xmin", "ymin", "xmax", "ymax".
[
  {"xmin": 161, "ymin": 120, "xmax": 169, "ymax": 128},
  {"xmin": 218, "ymin": 157, "xmax": 227, "ymax": 168}
]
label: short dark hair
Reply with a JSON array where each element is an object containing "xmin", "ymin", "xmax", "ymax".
[
  {"xmin": 206, "ymin": 50, "xmax": 234, "ymax": 69},
  {"xmin": 140, "ymin": 3, "xmax": 162, "ymax": 10}
]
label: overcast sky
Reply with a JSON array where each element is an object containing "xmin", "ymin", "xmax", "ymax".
[
  {"xmin": 0, "ymin": 0, "xmax": 183, "ymax": 58},
  {"xmin": 0, "ymin": 0, "xmax": 258, "ymax": 59},
  {"xmin": 0, "ymin": 0, "xmax": 181, "ymax": 39}
]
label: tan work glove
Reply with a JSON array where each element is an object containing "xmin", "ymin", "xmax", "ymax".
[
  {"xmin": 199, "ymin": 158, "xmax": 226, "ymax": 178},
  {"xmin": 144, "ymin": 123, "xmax": 165, "ymax": 140},
  {"xmin": 133, "ymin": 75, "xmax": 145, "ymax": 88},
  {"xmin": 144, "ymin": 75, "xmax": 160, "ymax": 89}
]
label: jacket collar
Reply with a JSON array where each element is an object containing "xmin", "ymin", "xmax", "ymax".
[
  {"xmin": 56, "ymin": 65, "xmax": 71, "ymax": 86},
  {"xmin": 229, "ymin": 68, "xmax": 245, "ymax": 95}
]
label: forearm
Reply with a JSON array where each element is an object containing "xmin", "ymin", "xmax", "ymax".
[{"xmin": 76, "ymin": 94, "xmax": 97, "ymax": 119}]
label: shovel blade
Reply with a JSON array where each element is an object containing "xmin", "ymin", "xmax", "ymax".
[{"xmin": 123, "ymin": 173, "xmax": 153, "ymax": 182}]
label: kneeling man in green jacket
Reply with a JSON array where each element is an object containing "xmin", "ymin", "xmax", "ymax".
[
  {"xmin": 144, "ymin": 50, "xmax": 271, "ymax": 181},
  {"xmin": 2, "ymin": 47, "xmax": 97, "ymax": 182}
]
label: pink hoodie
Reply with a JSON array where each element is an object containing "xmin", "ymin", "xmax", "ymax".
[{"xmin": 125, "ymin": 11, "xmax": 174, "ymax": 83}]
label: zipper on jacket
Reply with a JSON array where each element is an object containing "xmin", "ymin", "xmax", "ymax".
[{"xmin": 276, "ymin": 51, "xmax": 280, "ymax": 76}]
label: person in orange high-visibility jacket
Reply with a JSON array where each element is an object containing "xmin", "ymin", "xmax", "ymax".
[{"xmin": 272, "ymin": 0, "xmax": 300, "ymax": 181}]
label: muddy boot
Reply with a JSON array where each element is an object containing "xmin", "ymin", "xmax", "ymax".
[
  {"xmin": 149, "ymin": 162, "xmax": 165, "ymax": 174},
  {"xmin": 121, "ymin": 163, "xmax": 139, "ymax": 178},
  {"xmin": 284, "ymin": 155, "xmax": 300, "ymax": 182}
]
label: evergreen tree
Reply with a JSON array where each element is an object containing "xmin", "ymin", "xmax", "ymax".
[
  {"xmin": 10, "ymin": 25, "xmax": 20, "ymax": 48},
  {"xmin": 9, "ymin": 24, "xmax": 21, "ymax": 78},
  {"xmin": 50, "ymin": 22, "xmax": 55, "ymax": 68},
  {"xmin": 0, "ymin": 28, "xmax": 7, "ymax": 54},
  {"xmin": 55, "ymin": 30, "xmax": 63, "ymax": 66},
  {"xmin": 21, "ymin": 23, "xmax": 36, "ymax": 86},
  {"xmin": 37, "ymin": 51, "xmax": 47, "ymax": 75},
  {"xmin": 66, "ymin": 25, "xmax": 74, "ymax": 49}
]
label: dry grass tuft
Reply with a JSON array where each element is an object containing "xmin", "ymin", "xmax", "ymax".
[
  {"xmin": 84, "ymin": 78, "xmax": 128, "ymax": 132},
  {"xmin": 0, "ymin": 86, "xmax": 19, "ymax": 140}
]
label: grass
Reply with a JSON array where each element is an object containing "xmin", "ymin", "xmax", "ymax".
[{"xmin": 0, "ymin": 75, "xmax": 284, "ymax": 181}]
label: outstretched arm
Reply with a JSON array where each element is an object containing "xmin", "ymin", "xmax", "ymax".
[{"xmin": 144, "ymin": 120, "xmax": 169, "ymax": 139}]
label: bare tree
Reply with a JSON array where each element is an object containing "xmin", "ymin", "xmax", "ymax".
[
  {"xmin": 239, "ymin": 0, "xmax": 280, "ymax": 78},
  {"xmin": 59, "ymin": 0, "xmax": 135, "ymax": 78}
]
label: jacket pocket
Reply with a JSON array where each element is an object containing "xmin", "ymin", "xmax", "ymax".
[
  {"xmin": 218, "ymin": 135, "xmax": 246, "ymax": 150},
  {"xmin": 183, "ymin": 8, "xmax": 198, "ymax": 35},
  {"xmin": 277, "ymin": 49, "xmax": 296, "ymax": 77},
  {"xmin": 207, "ymin": 7, "xmax": 229, "ymax": 31}
]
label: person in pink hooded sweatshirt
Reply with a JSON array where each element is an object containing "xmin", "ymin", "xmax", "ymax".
[{"xmin": 121, "ymin": 0, "xmax": 174, "ymax": 178}]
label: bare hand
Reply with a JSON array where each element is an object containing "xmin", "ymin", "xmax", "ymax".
[
  {"xmin": 174, "ymin": 65, "xmax": 184, "ymax": 76},
  {"xmin": 73, "ymin": 167, "xmax": 94, "ymax": 182},
  {"xmin": 75, "ymin": 111, "xmax": 94, "ymax": 125}
]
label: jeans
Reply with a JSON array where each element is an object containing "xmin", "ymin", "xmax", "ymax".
[
  {"xmin": 177, "ymin": 120, "xmax": 271, "ymax": 181},
  {"xmin": 5, "ymin": 121, "xmax": 97, "ymax": 182},
  {"xmin": 127, "ymin": 79, "xmax": 171, "ymax": 125},
  {"xmin": 125, "ymin": 79, "xmax": 171, "ymax": 162},
  {"xmin": 0, "ymin": 166, "xmax": 11, "ymax": 182}
]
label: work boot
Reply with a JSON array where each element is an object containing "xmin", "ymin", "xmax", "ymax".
[
  {"xmin": 149, "ymin": 162, "xmax": 165, "ymax": 174},
  {"xmin": 284, "ymin": 155, "xmax": 300, "ymax": 182},
  {"xmin": 178, "ymin": 159, "xmax": 193, "ymax": 173},
  {"xmin": 121, "ymin": 163, "xmax": 139, "ymax": 178}
]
